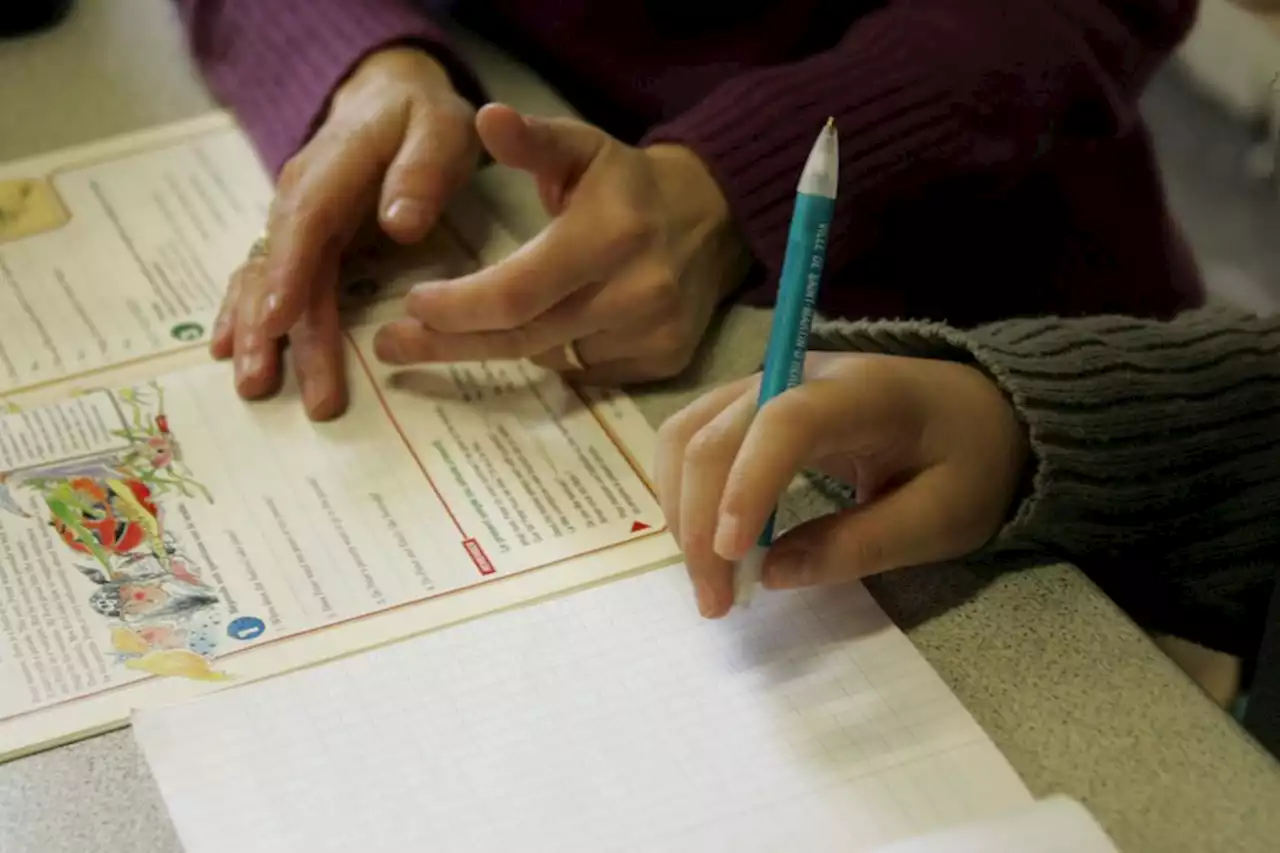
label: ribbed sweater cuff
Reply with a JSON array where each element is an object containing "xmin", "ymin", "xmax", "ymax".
[
  {"xmin": 186, "ymin": 0, "xmax": 486, "ymax": 174},
  {"xmin": 810, "ymin": 306, "xmax": 1280, "ymax": 562},
  {"xmin": 640, "ymin": 8, "xmax": 974, "ymax": 280}
]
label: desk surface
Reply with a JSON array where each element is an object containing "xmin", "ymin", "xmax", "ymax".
[{"xmin": 1, "ymin": 3, "xmax": 1277, "ymax": 852}]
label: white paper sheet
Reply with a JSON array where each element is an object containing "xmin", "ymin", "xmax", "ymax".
[
  {"xmin": 135, "ymin": 564, "xmax": 1038, "ymax": 853},
  {"xmin": 872, "ymin": 795, "xmax": 1119, "ymax": 853}
]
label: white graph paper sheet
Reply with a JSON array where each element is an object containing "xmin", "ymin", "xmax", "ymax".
[{"xmin": 134, "ymin": 565, "xmax": 1048, "ymax": 853}]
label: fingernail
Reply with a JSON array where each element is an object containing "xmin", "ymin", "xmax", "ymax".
[
  {"xmin": 245, "ymin": 298, "xmax": 267, "ymax": 328},
  {"xmin": 301, "ymin": 375, "xmax": 328, "ymax": 414},
  {"xmin": 713, "ymin": 513, "xmax": 741, "ymax": 560},
  {"xmin": 762, "ymin": 545, "xmax": 806, "ymax": 589},
  {"xmin": 695, "ymin": 579, "xmax": 719, "ymax": 618},
  {"xmin": 263, "ymin": 291, "xmax": 281, "ymax": 321},
  {"xmin": 408, "ymin": 281, "xmax": 441, "ymax": 299},
  {"xmin": 238, "ymin": 351, "xmax": 264, "ymax": 379},
  {"xmin": 375, "ymin": 330, "xmax": 404, "ymax": 364},
  {"xmin": 385, "ymin": 198, "xmax": 426, "ymax": 232}
]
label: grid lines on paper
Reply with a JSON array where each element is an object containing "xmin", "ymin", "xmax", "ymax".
[{"xmin": 135, "ymin": 565, "xmax": 1032, "ymax": 853}]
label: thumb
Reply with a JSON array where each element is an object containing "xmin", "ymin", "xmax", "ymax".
[
  {"xmin": 379, "ymin": 107, "xmax": 472, "ymax": 244},
  {"xmin": 761, "ymin": 468, "xmax": 976, "ymax": 589},
  {"xmin": 476, "ymin": 103, "xmax": 606, "ymax": 189}
]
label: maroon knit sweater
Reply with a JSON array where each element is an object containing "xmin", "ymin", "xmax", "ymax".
[{"xmin": 175, "ymin": 0, "xmax": 1205, "ymax": 325}]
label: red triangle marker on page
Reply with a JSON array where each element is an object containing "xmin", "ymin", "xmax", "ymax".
[{"xmin": 630, "ymin": 520, "xmax": 651, "ymax": 534}]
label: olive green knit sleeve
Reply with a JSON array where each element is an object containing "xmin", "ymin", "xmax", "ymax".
[{"xmin": 809, "ymin": 305, "xmax": 1280, "ymax": 655}]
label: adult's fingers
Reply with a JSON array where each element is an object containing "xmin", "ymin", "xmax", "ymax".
[
  {"xmin": 376, "ymin": 280, "xmax": 613, "ymax": 365},
  {"xmin": 372, "ymin": 319, "xmax": 584, "ymax": 365},
  {"xmin": 403, "ymin": 200, "xmax": 641, "ymax": 335},
  {"xmin": 530, "ymin": 338, "xmax": 683, "ymax": 387},
  {"xmin": 379, "ymin": 102, "xmax": 474, "ymax": 244},
  {"xmin": 677, "ymin": 391, "xmax": 759, "ymax": 619},
  {"xmin": 761, "ymin": 466, "xmax": 978, "ymax": 589},
  {"xmin": 231, "ymin": 252, "xmax": 285, "ymax": 399},
  {"xmin": 713, "ymin": 369, "xmax": 919, "ymax": 562},
  {"xmin": 290, "ymin": 254, "xmax": 348, "ymax": 421},
  {"xmin": 406, "ymin": 108, "xmax": 633, "ymax": 335},
  {"xmin": 210, "ymin": 262, "xmax": 248, "ymax": 359},
  {"xmin": 476, "ymin": 104, "xmax": 604, "ymax": 191},
  {"xmin": 231, "ymin": 316, "xmax": 284, "ymax": 401},
  {"xmin": 258, "ymin": 122, "xmax": 393, "ymax": 340}
]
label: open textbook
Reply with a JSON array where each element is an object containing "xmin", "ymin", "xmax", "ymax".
[
  {"xmin": 134, "ymin": 563, "xmax": 1122, "ymax": 853},
  {"xmin": 0, "ymin": 114, "xmax": 678, "ymax": 760}
]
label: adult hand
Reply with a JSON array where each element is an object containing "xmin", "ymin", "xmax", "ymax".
[
  {"xmin": 374, "ymin": 104, "xmax": 752, "ymax": 386},
  {"xmin": 212, "ymin": 47, "xmax": 480, "ymax": 420},
  {"xmin": 655, "ymin": 352, "xmax": 1030, "ymax": 618}
]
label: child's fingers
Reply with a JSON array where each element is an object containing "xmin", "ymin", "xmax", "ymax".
[
  {"xmin": 677, "ymin": 390, "xmax": 759, "ymax": 618},
  {"xmin": 711, "ymin": 378, "xmax": 845, "ymax": 561},
  {"xmin": 654, "ymin": 375, "xmax": 757, "ymax": 541},
  {"xmin": 714, "ymin": 368, "xmax": 920, "ymax": 561},
  {"xmin": 761, "ymin": 467, "xmax": 976, "ymax": 588}
]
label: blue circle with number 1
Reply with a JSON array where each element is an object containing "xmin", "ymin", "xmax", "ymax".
[{"xmin": 227, "ymin": 616, "xmax": 266, "ymax": 641}]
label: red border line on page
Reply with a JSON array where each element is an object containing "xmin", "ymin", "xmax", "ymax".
[{"xmin": 0, "ymin": 342, "xmax": 668, "ymax": 725}]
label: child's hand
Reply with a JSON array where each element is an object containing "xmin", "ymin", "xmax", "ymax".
[{"xmin": 655, "ymin": 352, "xmax": 1029, "ymax": 618}]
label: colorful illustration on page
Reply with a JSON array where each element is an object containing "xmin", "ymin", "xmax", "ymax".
[
  {"xmin": 0, "ymin": 178, "xmax": 70, "ymax": 242},
  {"xmin": 0, "ymin": 383, "xmax": 261, "ymax": 683}
]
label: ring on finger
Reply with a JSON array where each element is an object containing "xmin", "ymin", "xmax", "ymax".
[
  {"xmin": 247, "ymin": 232, "xmax": 270, "ymax": 261},
  {"xmin": 562, "ymin": 339, "xmax": 586, "ymax": 371}
]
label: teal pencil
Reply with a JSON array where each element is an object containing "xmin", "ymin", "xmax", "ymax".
[{"xmin": 734, "ymin": 118, "xmax": 839, "ymax": 608}]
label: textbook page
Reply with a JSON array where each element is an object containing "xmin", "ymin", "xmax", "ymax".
[
  {"xmin": 135, "ymin": 564, "xmax": 1034, "ymax": 853},
  {"xmin": 0, "ymin": 112, "xmax": 677, "ymax": 760},
  {"xmin": 0, "ymin": 114, "xmax": 270, "ymax": 395},
  {"xmin": 0, "ymin": 306, "xmax": 676, "ymax": 762},
  {"xmin": 0, "ymin": 112, "xmax": 493, "ymax": 396}
]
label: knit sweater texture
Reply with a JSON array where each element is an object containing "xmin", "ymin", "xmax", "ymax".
[
  {"xmin": 174, "ymin": 0, "xmax": 1205, "ymax": 326},
  {"xmin": 811, "ymin": 304, "xmax": 1280, "ymax": 757}
]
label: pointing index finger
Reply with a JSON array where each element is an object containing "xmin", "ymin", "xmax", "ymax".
[
  {"xmin": 715, "ymin": 365, "xmax": 919, "ymax": 560},
  {"xmin": 405, "ymin": 194, "xmax": 648, "ymax": 334},
  {"xmin": 711, "ymin": 388, "xmax": 826, "ymax": 562}
]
